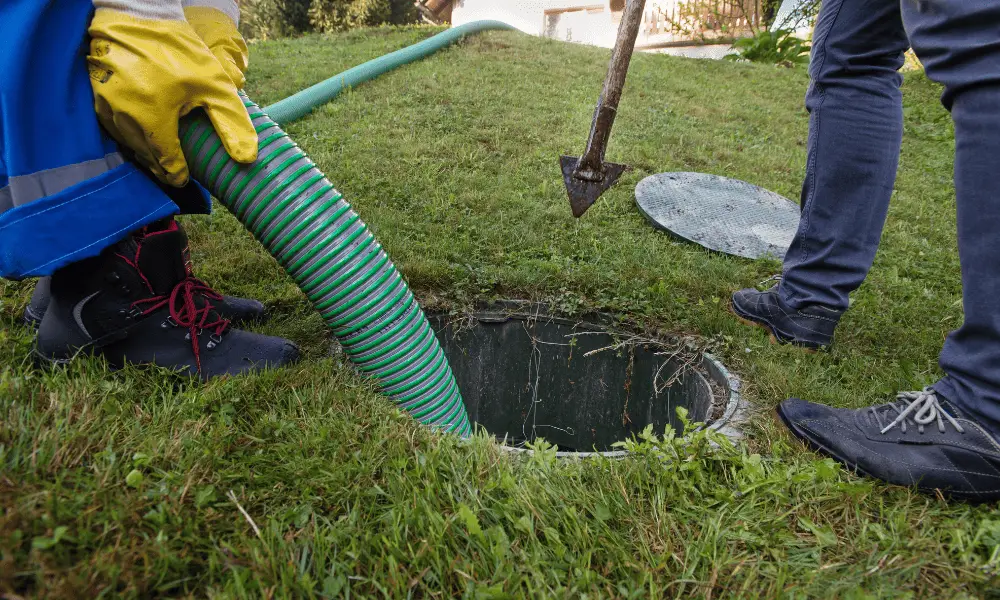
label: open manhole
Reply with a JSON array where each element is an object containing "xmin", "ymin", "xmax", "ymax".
[{"xmin": 427, "ymin": 304, "xmax": 746, "ymax": 456}]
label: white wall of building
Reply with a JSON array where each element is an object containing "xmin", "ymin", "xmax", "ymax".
[
  {"xmin": 451, "ymin": 0, "xmax": 550, "ymax": 36},
  {"xmin": 451, "ymin": 0, "xmax": 619, "ymax": 47},
  {"xmin": 450, "ymin": 0, "xmax": 753, "ymax": 56}
]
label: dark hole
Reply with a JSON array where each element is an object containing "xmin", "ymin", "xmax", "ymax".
[{"xmin": 429, "ymin": 308, "xmax": 718, "ymax": 453}]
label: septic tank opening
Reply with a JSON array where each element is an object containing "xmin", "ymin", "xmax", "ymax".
[{"xmin": 426, "ymin": 303, "xmax": 744, "ymax": 455}]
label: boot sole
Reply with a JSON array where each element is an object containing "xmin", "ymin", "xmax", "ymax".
[
  {"xmin": 32, "ymin": 348, "xmax": 73, "ymax": 368},
  {"xmin": 33, "ymin": 325, "xmax": 147, "ymax": 374},
  {"xmin": 729, "ymin": 301, "xmax": 821, "ymax": 354},
  {"xmin": 22, "ymin": 306, "xmax": 43, "ymax": 329},
  {"xmin": 33, "ymin": 324, "xmax": 293, "ymax": 382},
  {"xmin": 32, "ymin": 345, "xmax": 101, "ymax": 373},
  {"xmin": 33, "ymin": 344, "xmax": 201, "ymax": 380}
]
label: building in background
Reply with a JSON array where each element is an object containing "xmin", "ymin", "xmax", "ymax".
[
  {"xmin": 418, "ymin": 0, "xmax": 812, "ymax": 59},
  {"xmin": 420, "ymin": 0, "xmax": 763, "ymax": 57}
]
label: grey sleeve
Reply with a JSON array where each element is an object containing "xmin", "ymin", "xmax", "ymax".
[
  {"xmin": 182, "ymin": 0, "xmax": 241, "ymax": 25},
  {"xmin": 92, "ymin": 0, "xmax": 186, "ymax": 20}
]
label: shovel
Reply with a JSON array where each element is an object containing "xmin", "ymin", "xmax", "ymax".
[{"xmin": 561, "ymin": 0, "xmax": 647, "ymax": 218}]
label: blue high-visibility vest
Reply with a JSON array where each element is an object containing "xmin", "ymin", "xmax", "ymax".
[{"xmin": 0, "ymin": 0, "xmax": 210, "ymax": 280}]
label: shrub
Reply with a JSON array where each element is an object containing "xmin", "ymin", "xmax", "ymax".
[
  {"xmin": 308, "ymin": 0, "xmax": 387, "ymax": 32},
  {"xmin": 240, "ymin": 0, "xmax": 419, "ymax": 39},
  {"xmin": 725, "ymin": 29, "xmax": 811, "ymax": 65},
  {"xmin": 240, "ymin": 0, "xmax": 311, "ymax": 40},
  {"xmin": 308, "ymin": 0, "xmax": 418, "ymax": 32},
  {"xmin": 389, "ymin": 0, "xmax": 419, "ymax": 25}
]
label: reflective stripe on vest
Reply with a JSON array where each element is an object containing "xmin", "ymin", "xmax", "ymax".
[{"xmin": 0, "ymin": 152, "xmax": 125, "ymax": 214}]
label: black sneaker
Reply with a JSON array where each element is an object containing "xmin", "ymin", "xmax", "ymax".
[
  {"xmin": 731, "ymin": 278, "xmax": 841, "ymax": 350},
  {"xmin": 34, "ymin": 219, "xmax": 299, "ymax": 380},
  {"xmin": 22, "ymin": 230, "xmax": 267, "ymax": 328},
  {"xmin": 778, "ymin": 389, "xmax": 1000, "ymax": 501}
]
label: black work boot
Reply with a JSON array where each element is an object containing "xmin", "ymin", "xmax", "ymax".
[
  {"xmin": 34, "ymin": 219, "xmax": 299, "ymax": 380},
  {"xmin": 778, "ymin": 389, "xmax": 1000, "ymax": 502},
  {"xmin": 731, "ymin": 278, "xmax": 842, "ymax": 350},
  {"xmin": 23, "ymin": 227, "xmax": 266, "ymax": 328}
]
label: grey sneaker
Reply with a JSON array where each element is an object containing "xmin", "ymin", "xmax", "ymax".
[{"xmin": 778, "ymin": 388, "xmax": 1000, "ymax": 502}]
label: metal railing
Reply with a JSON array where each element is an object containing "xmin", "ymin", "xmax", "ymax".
[{"xmin": 643, "ymin": 0, "xmax": 762, "ymax": 42}]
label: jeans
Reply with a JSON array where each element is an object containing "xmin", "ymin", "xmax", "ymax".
[{"xmin": 778, "ymin": 0, "xmax": 1000, "ymax": 433}]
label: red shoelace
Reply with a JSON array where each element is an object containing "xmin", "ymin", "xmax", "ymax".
[
  {"xmin": 115, "ymin": 220, "xmax": 231, "ymax": 374},
  {"xmin": 131, "ymin": 277, "xmax": 231, "ymax": 374}
]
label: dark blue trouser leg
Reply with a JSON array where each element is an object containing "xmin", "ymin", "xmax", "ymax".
[
  {"xmin": 778, "ymin": 0, "xmax": 910, "ymax": 311},
  {"xmin": 901, "ymin": 0, "xmax": 1000, "ymax": 435}
]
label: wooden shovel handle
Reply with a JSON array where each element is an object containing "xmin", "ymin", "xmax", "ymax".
[{"xmin": 575, "ymin": 0, "xmax": 647, "ymax": 181}]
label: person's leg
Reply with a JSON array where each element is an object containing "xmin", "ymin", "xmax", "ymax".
[
  {"xmin": 780, "ymin": 0, "xmax": 910, "ymax": 311},
  {"xmin": 902, "ymin": 0, "xmax": 1000, "ymax": 440},
  {"xmin": 0, "ymin": 0, "xmax": 182, "ymax": 279},
  {"xmin": 35, "ymin": 216, "xmax": 300, "ymax": 380},
  {"xmin": 23, "ymin": 263, "xmax": 268, "ymax": 329},
  {"xmin": 731, "ymin": 0, "xmax": 910, "ymax": 348},
  {"xmin": 1, "ymin": 0, "xmax": 298, "ymax": 379},
  {"xmin": 777, "ymin": 0, "xmax": 1000, "ymax": 500},
  {"xmin": 0, "ymin": 2, "xmax": 266, "ymax": 328}
]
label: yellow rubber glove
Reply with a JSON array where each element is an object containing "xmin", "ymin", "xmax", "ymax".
[
  {"xmin": 184, "ymin": 6, "xmax": 250, "ymax": 89},
  {"xmin": 88, "ymin": 8, "xmax": 258, "ymax": 187}
]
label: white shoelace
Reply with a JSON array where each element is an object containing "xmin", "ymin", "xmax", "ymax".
[{"xmin": 873, "ymin": 388, "xmax": 965, "ymax": 435}]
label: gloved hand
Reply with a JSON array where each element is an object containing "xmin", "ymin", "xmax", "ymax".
[
  {"xmin": 88, "ymin": 7, "xmax": 258, "ymax": 187},
  {"xmin": 184, "ymin": 6, "xmax": 251, "ymax": 89}
]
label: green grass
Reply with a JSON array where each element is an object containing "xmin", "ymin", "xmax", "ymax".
[{"xmin": 2, "ymin": 26, "xmax": 996, "ymax": 598}]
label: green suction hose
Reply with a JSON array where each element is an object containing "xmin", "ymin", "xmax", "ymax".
[
  {"xmin": 180, "ymin": 96, "xmax": 471, "ymax": 435},
  {"xmin": 264, "ymin": 20, "xmax": 515, "ymax": 125},
  {"xmin": 175, "ymin": 22, "xmax": 516, "ymax": 436}
]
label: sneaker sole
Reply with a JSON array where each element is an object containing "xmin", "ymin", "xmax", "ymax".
[{"xmin": 729, "ymin": 301, "xmax": 821, "ymax": 353}]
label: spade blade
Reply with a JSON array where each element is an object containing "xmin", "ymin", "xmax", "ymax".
[{"xmin": 560, "ymin": 155, "xmax": 627, "ymax": 218}]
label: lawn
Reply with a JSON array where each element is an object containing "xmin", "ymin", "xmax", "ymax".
[{"xmin": 2, "ymin": 25, "xmax": 996, "ymax": 599}]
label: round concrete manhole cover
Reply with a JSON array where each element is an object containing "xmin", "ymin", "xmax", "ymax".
[{"xmin": 635, "ymin": 172, "xmax": 800, "ymax": 260}]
